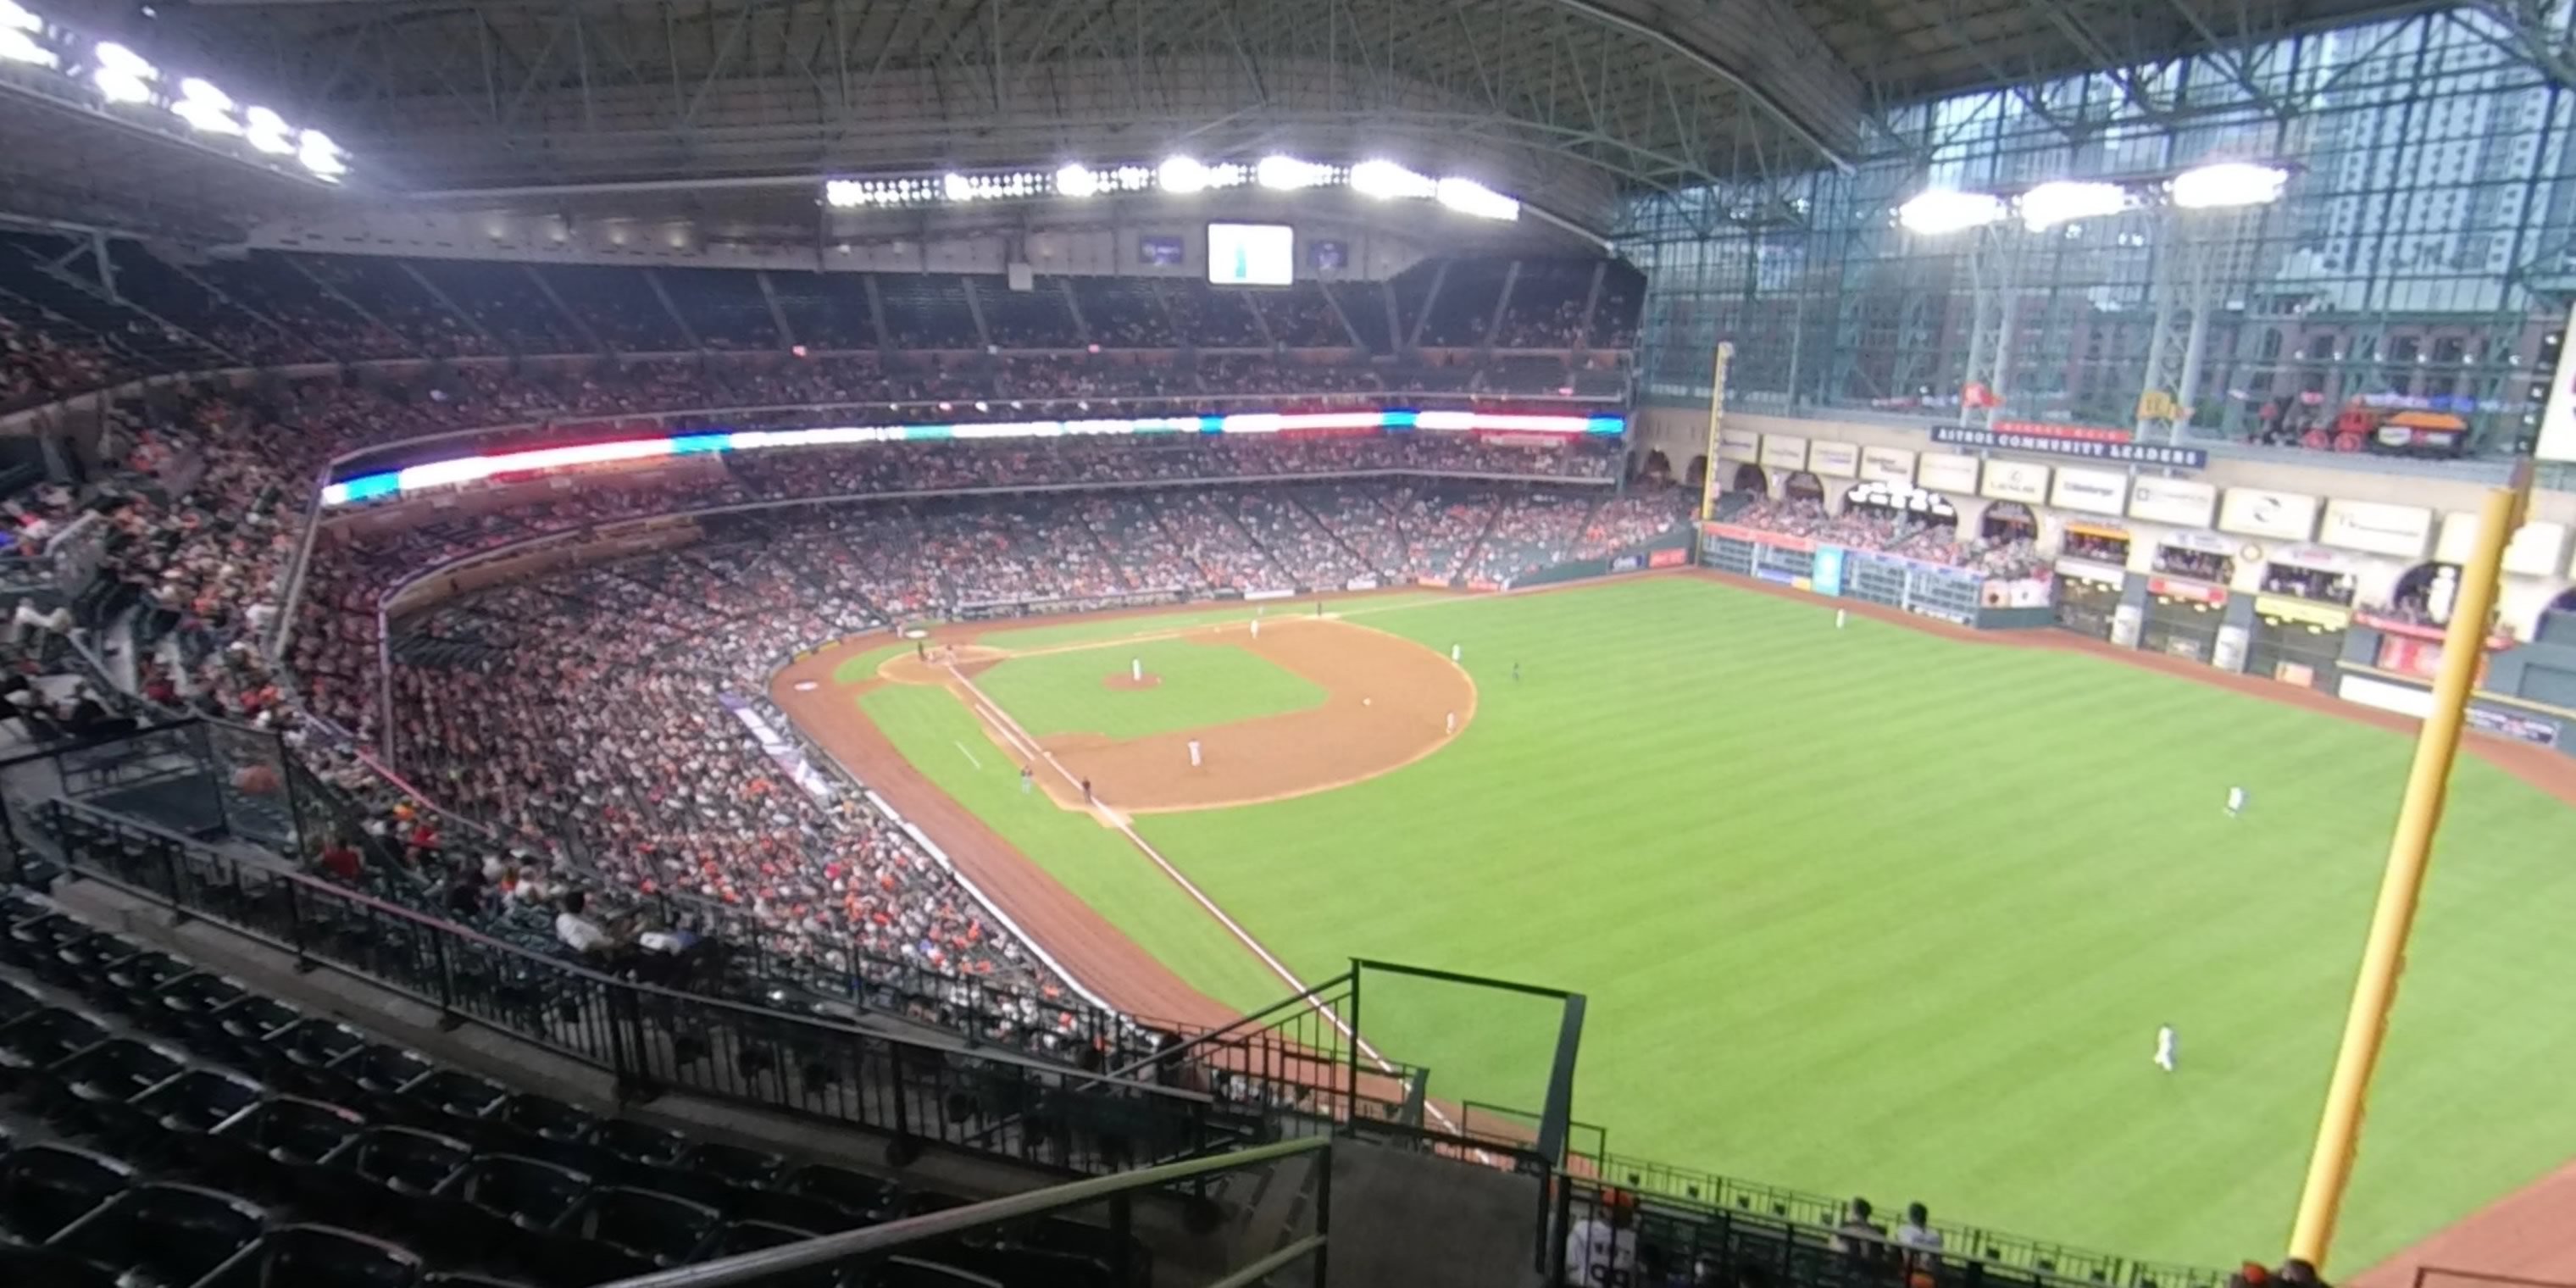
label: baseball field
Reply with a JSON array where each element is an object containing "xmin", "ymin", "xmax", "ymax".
[{"xmin": 774, "ymin": 574, "xmax": 2576, "ymax": 1271}]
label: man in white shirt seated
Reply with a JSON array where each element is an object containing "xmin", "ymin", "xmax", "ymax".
[{"xmin": 554, "ymin": 890, "xmax": 616, "ymax": 957}]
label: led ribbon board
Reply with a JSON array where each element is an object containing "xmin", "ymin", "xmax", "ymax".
[{"xmin": 320, "ymin": 408, "xmax": 1627, "ymax": 506}]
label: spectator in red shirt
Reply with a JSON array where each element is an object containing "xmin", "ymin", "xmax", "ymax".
[{"xmin": 317, "ymin": 837, "xmax": 362, "ymax": 882}]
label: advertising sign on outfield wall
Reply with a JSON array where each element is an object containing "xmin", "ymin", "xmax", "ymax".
[
  {"xmin": 2050, "ymin": 467, "xmax": 2128, "ymax": 516},
  {"xmin": 2318, "ymin": 499, "xmax": 2434, "ymax": 559},
  {"xmin": 2218, "ymin": 487, "xmax": 2319, "ymax": 541},
  {"xmin": 2128, "ymin": 477, "xmax": 2218, "ymax": 529},
  {"xmin": 1807, "ymin": 441, "xmax": 1861, "ymax": 477},
  {"xmin": 2434, "ymin": 513, "xmax": 2569, "ymax": 577},
  {"xmin": 1717, "ymin": 429, "xmax": 1761, "ymax": 461},
  {"xmin": 1858, "ymin": 446, "xmax": 1916, "ymax": 484},
  {"xmin": 1812, "ymin": 546, "xmax": 1847, "ymax": 597},
  {"xmin": 1979, "ymin": 459, "xmax": 2051, "ymax": 503},
  {"xmin": 1760, "ymin": 435, "xmax": 1809, "ymax": 471},
  {"xmin": 1917, "ymin": 452, "xmax": 1981, "ymax": 495},
  {"xmin": 2536, "ymin": 299, "xmax": 2576, "ymax": 463}
]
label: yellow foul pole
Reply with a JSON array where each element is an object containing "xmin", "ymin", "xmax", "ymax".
[
  {"xmin": 1699, "ymin": 341, "xmax": 1735, "ymax": 523},
  {"xmin": 2286, "ymin": 461, "xmax": 2534, "ymax": 1269}
]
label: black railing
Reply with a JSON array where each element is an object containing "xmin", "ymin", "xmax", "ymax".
[
  {"xmin": 26, "ymin": 798, "xmax": 1276, "ymax": 1179},
  {"xmin": 1562, "ymin": 1158, "xmax": 2229, "ymax": 1288},
  {"xmin": 595, "ymin": 1135, "xmax": 1330, "ymax": 1288}
]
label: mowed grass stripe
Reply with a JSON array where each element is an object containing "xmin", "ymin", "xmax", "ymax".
[
  {"xmin": 1124, "ymin": 577, "xmax": 2576, "ymax": 1269},
  {"xmin": 974, "ymin": 637, "xmax": 1325, "ymax": 740}
]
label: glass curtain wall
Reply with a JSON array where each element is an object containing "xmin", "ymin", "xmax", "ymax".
[{"xmin": 1618, "ymin": 8, "xmax": 2576, "ymax": 449}]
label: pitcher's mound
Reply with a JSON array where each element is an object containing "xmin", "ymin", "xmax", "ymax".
[{"xmin": 1103, "ymin": 674, "xmax": 1163, "ymax": 691}]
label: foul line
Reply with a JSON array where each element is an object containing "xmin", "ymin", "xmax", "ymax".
[
  {"xmin": 941, "ymin": 658, "xmax": 1468, "ymax": 1139},
  {"xmin": 951, "ymin": 740, "xmax": 984, "ymax": 770}
]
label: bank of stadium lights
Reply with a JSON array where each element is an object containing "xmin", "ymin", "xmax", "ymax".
[
  {"xmin": 826, "ymin": 153, "xmax": 1513, "ymax": 219},
  {"xmin": 0, "ymin": 3, "xmax": 347, "ymax": 181},
  {"xmin": 0, "ymin": 0, "xmax": 57, "ymax": 69},
  {"xmin": 1898, "ymin": 163, "xmax": 2290, "ymax": 236}
]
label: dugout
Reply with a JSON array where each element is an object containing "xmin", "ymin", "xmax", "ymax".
[{"xmin": 1981, "ymin": 501, "xmax": 2038, "ymax": 542}]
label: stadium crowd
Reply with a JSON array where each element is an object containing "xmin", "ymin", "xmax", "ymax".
[{"xmin": 1724, "ymin": 498, "xmax": 2049, "ymax": 578}]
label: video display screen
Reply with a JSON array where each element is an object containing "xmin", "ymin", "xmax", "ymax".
[{"xmin": 1207, "ymin": 223, "xmax": 1294, "ymax": 286}]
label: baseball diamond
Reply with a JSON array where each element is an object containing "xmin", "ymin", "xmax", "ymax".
[
  {"xmin": 772, "ymin": 572, "xmax": 2576, "ymax": 1269},
  {"xmin": 20, "ymin": 4, "xmax": 2576, "ymax": 1285}
]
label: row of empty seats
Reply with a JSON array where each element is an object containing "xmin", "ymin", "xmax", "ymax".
[{"xmin": 0, "ymin": 885, "xmax": 1145, "ymax": 1288}]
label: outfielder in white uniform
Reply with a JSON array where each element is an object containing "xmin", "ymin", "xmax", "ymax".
[
  {"xmin": 2155, "ymin": 1024, "xmax": 2178, "ymax": 1073},
  {"xmin": 2226, "ymin": 786, "xmax": 2246, "ymax": 817}
]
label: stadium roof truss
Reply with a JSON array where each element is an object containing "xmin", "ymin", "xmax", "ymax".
[{"xmin": 118, "ymin": 0, "xmax": 2435, "ymax": 236}]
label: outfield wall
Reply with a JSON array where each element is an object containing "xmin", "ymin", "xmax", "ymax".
[{"xmin": 1637, "ymin": 406, "xmax": 2576, "ymax": 641}]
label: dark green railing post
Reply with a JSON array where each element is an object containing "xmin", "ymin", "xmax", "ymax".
[
  {"xmin": 1313, "ymin": 1135, "xmax": 1334, "ymax": 1288},
  {"xmin": 1108, "ymin": 1193, "xmax": 1133, "ymax": 1287},
  {"xmin": 158, "ymin": 837, "xmax": 189, "ymax": 925},
  {"xmin": 430, "ymin": 929, "xmax": 463, "ymax": 1031},
  {"xmin": 281, "ymin": 877, "xmax": 313, "ymax": 972}
]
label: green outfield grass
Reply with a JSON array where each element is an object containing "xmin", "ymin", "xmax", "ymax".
[
  {"xmin": 971, "ymin": 591, "xmax": 1453, "ymax": 652},
  {"xmin": 839, "ymin": 576, "xmax": 2576, "ymax": 1269},
  {"xmin": 974, "ymin": 637, "xmax": 1325, "ymax": 739}
]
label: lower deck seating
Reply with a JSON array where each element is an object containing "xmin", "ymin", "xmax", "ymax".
[{"xmin": 0, "ymin": 885, "xmax": 1142, "ymax": 1288}]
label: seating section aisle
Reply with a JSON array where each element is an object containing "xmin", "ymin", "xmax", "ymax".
[{"xmin": 0, "ymin": 885, "xmax": 1146, "ymax": 1288}]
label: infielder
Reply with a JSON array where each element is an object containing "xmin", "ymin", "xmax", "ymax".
[
  {"xmin": 2154, "ymin": 1023, "xmax": 2178, "ymax": 1074},
  {"xmin": 1187, "ymin": 739, "xmax": 1202, "ymax": 768},
  {"xmin": 1445, "ymin": 711, "xmax": 1456, "ymax": 735}
]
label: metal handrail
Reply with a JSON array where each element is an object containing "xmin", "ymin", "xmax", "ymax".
[
  {"xmin": 41, "ymin": 795, "xmax": 1220, "ymax": 1097},
  {"xmin": 591, "ymin": 1135, "xmax": 1330, "ymax": 1288}
]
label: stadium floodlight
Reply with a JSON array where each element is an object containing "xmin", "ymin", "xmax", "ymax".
[
  {"xmin": 92, "ymin": 41, "xmax": 155, "ymax": 104},
  {"xmin": 2019, "ymin": 180, "xmax": 2125, "ymax": 230},
  {"xmin": 243, "ymin": 106, "xmax": 293, "ymax": 155},
  {"xmin": 0, "ymin": 0, "xmax": 38, "ymax": 31},
  {"xmin": 1350, "ymin": 158, "xmax": 1435, "ymax": 200},
  {"xmin": 2171, "ymin": 161, "xmax": 2288, "ymax": 209},
  {"xmin": 1896, "ymin": 188, "xmax": 2004, "ymax": 236},
  {"xmin": 172, "ymin": 77, "xmax": 242, "ymax": 135},
  {"xmin": 1156, "ymin": 156, "xmax": 1208, "ymax": 194},
  {"xmin": 1055, "ymin": 163, "xmax": 1099, "ymax": 197},
  {"xmin": 1256, "ymin": 155, "xmax": 1331, "ymax": 191},
  {"xmin": 1435, "ymin": 175, "xmax": 1519, "ymax": 221},
  {"xmin": 297, "ymin": 128, "xmax": 347, "ymax": 182},
  {"xmin": 941, "ymin": 171, "xmax": 972, "ymax": 201},
  {"xmin": 0, "ymin": 27, "xmax": 53, "ymax": 68}
]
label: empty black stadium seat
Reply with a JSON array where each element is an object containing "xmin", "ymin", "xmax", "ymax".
[
  {"xmin": 430, "ymin": 1152, "xmax": 591, "ymax": 1270},
  {"xmin": 0, "ymin": 977, "xmax": 38, "ymax": 1026},
  {"xmin": 0, "ymin": 1008, "xmax": 110, "ymax": 1090},
  {"xmin": 125, "ymin": 1067, "xmax": 265, "ymax": 1160},
  {"xmin": 308, "ymin": 1127, "xmax": 473, "ymax": 1234},
  {"xmin": 0, "ymin": 1246, "xmax": 119, "ymax": 1288},
  {"xmin": 543, "ymin": 1185, "xmax": 719, "ymax": 1283},
  {"xmin": 97, "ymin": 950, "xmax": 189, "ymax": 1011},
  {"xmin": 45, "ymin": 1182, "xmax": 266, "ymax": 1286},
  {"xmin": 31, "ymin": 1037, "xmax": 186, "ymax": 1132},
  {"xmin": 782, "ymin": 1163, "xmax": 904, "ymax": 1224},
  {"xmin": 708, "ymin": 1219, "xmax": 853, "ymax": 1288},
  {"xmin": 582, "ymin": 1118, "xmax": 688, "ymax": 1169},
  {"xmin": 207, "ymin": 1096, "xmax": 369, "ymax": 1202},
  {"xmin": 147, "ymin": 973, "xmax": 247, "ymax": 1044},
  {"xmin": 0, "ymin": 913, "xmax": 85, "ymax": 968},
  {"xmin": 261, "ymin": 1019, "xmax": 371, "ymax": 1097},
  {"xmin": 397, "ymin": 1067, "xmax": 511, "ymax": 1139},
  {"xmin": 197, "ymin": 1224, "xmax": 428, "ymax": 1288},
  {"xmin": 41, "ymin": 933, "xmax": 136, "ymax": 991},
  {"xmin": 339, "ymin": 1043, "xmax": 435, "ymax": 1099},
  {"xmin": 0, "ymin": 1144, "xmax": 133, "ymax": 1245},
  {"xmin": 867, "ymin": 1256, "xmax": 1005, "ymax": 1288},
  {"xmin": 680, "ymin": 1140, "xmax": 787, "ymax": 1190}
]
